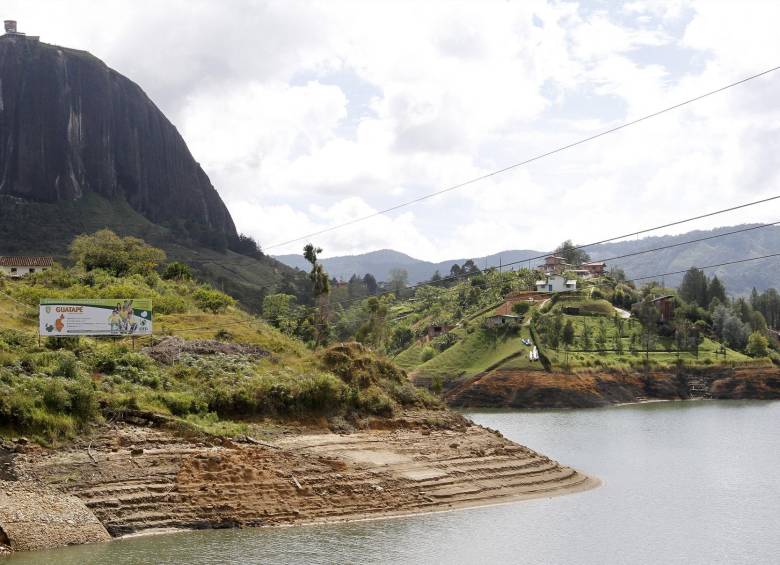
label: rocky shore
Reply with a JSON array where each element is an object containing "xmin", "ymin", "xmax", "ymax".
[
  {"xmin": 0, "ymin": 412, "xmax": 597, "ymax": 553},
  {"xmin": 445, "ymin": 367, "xmax": 780, "ymax": 408}
]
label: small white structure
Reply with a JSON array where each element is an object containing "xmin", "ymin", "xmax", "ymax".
[
  {"xmin": 0, "ymin": 256, "xmax": 53, "ymax": 278},
  {"xmin": 535, "ymin": 274, "xmax": 576, "ymax": 293}
]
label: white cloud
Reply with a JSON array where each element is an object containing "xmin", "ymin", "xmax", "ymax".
[{"xmin": 7, "ymin": 0, "xmax": 780, "ymax": 262}]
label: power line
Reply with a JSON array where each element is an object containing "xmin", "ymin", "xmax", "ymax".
[
  {"xmin": 265, "ymin": 64, "xmax": 780, "ymax": 250},
  {"xmin": 282, "ymin": 200, "xmax": 780, "ymax": 314},
  {"xmin": 591, "ymin": 221, "xmax": 780, "ymax": 264},
  {"xmin": 630, "ymin": 252, "xmax": 780, "ymax": 283}
]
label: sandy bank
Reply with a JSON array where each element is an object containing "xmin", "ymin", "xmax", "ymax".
[{"xmin": 1, "ymin": 412, "xmax": 596, "ymax": 551}]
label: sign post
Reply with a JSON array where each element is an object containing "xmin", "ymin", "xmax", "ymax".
[{"xmin": 39, "ymin": 299, "xmax": 153, "ymax": 337}]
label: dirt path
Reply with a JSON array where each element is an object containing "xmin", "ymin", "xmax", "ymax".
[{"xmin": 7, "ymin": 416, "xmax": 597, "ymax": 543}]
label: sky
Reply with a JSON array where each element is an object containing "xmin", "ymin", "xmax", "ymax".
[{"xmin": 5, "ymin": 0, "xmax": 780, "ymax": 261}]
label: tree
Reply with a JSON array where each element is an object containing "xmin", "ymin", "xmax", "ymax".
[
  {"xmin": 637, "ymin": 297, "xmax": 660, "ymax": 363},
  {"xmin": 462, "ymin": 260, "xmax": 481, "ymax": 275},
  {"xmin": 262, "ymin": 293, "xmax": 297, "ymax": 330},
  {"xmin": 673, "ymin": 313, "xmax": 691, "ymax": 356},
  {"xmin": 561, "ymin": 319, "xmax": 575, "ymax": 366},
  {"xmin": 581, "ymin": 323, "xmax": 593, "ymax": 350},
  {"xmin": 70, "ymin": 229, "xmax": 166, "ymax": 276},
  {"xmin": 554, "ymin": 240, "xmax": 590, "ymax": 266},
  {"xmin": 707, "ymin": 275, "xmax": 727, "ymax": 307},
  {"xmin": 722, "ymin": 314, "xmax": 749, "ymax": 350},
  {"xmin": 746, "ymin": 331, "xmax": 769, "ymax": 357},
  {"xmin": 449, "ymin": 264, "xmax": 462, "ymax": 279},
  {"xmin": 389, "ymin": 326, "xmax": 414, "ymax": 354},
  {"xmin": 355, "ymin": 296, "xmax": 389, "ymax": 349},
  {"xmin": 512, "ymin": 302, "xmax": 531, "ymax": 316},
  {"xmin": 389, "ymin": 268, "xmax": 409, "ymax": 297},
  {"xmin": 193, "ymin": 287, "xmax": 235, "ymax": 313},
  {"xmin": 679, "ymin": 267, "xmax": 708, "ymax": 308},
  {"xmin": 596, "ymin": 319, "xmax": 608, "ymax": 352},
  {"xmin": 362, "ymin": 273, "xmax": 378, "ymax": 295},
  {"xmin": 712, "ymin": 304, "xmax": 750, "ymax": 349},
  {"xmin": 430, "ymin": 270, "xmax": 443, "ymax": 286},
  {"xmin": 229, "ymin": 233, "xmax": 263, "ymax": 258},
  {"xmin": 303, "ymin": 243, "xmax": 331, "ymax": 347}
]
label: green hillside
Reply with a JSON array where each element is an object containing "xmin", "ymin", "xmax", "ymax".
[
  {"xmin": 0, "ymin": 193, "xmax": 311, "ymax": 310},
  {"xmin": 377, "ymin": 269, "xmax": 773, "ymax": 387},
  {"xmin": 0, "ymin": 234, "xmax": 438, "ymax": 444}
]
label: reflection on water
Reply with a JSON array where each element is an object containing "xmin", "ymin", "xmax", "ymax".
[{"xmin": 5, "ymin": 401, "xmax": 780, "ymax": 565}]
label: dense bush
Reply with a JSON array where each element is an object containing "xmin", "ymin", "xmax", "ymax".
[
  {"xmin": 193, "ymin": 287, "xmax": 236, "ymax": 313},
  {"xmin": 70, "ymin": 229, "xmax": 166, "ymax": 276},
  {"xmin": 162, "ymin": 261, "xmax": 193, "ymax": 281}
]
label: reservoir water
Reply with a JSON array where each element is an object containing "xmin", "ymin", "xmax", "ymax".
[{"xmin": 5, "ymin": 401, "xmax": 779, "ymax": 564}]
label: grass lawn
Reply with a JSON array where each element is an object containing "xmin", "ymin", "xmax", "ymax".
[{"xmin": 539, "ymin": 312, "xmax": 757, "ymax": 370}]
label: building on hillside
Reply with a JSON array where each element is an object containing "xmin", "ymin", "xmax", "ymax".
[
  {"xmin": 535, "ymin": 274, "xmax": 577, "ymax": 293},
  {"xmin": 537, "ymin": 255, "xmax": 572, "ymax": 275},
  {"xmin": 537, "ymin": 255, "xmax": 606, "ymax": 279},
  {"xmin": 582, "ymin": 261, "xmax": 606, "ymax": 276},
  {"xmin": 2, "ymin": 20, "xmax": 39, "ymax": 41},
  {"xmin": 426, "ymin": 324, "xmax": 454, "ymax": 341},
  {"xmin": 484, "ymin": 314, "xmax": 522, "ymax": 329},
  {"xmin": 0, "ymin": 256, "xmax": 53, "ymax": 278},
  {"xmin": 651, "ymin": 295, "xmax": 675, "ymax": 323}
]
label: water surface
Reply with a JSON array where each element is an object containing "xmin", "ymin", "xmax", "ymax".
[{"xmin": 6, "ymin": 401, "xmax": 779, "ymax": 564}]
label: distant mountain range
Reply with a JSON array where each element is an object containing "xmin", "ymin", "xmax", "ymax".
[{"xmin": 274, "ymin": 224, "xmax": 780, "ymax": 296}]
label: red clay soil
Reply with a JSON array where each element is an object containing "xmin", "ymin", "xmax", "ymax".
[{"xmin": 445, "ymin": 367, "xmax": 780, "ymax": 408}]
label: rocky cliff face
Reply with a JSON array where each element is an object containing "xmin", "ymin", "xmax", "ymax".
[{"xmin": 0, "ymin": 34, "xmax": 236, "ymax": 238}]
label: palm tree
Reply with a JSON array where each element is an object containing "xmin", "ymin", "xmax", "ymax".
[{"xmin": 303, "ymin": 244, "xmax": 330, "ymax": 348}]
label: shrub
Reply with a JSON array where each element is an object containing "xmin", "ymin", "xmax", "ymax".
[
  {"xmin": 90, "ymin": 350, "xmax": 117, "ymax": 374},
  {"xmin": 154, "ymin": 294, "xmax": 188, "ymax": 314},
  {"xmin": 421, "ymin": 346, "xmax": 436, "ymax": 362},
  {"xmin": 159, "ymin": 391, "xmax": 205, "ymax": 416},
  {"xmin": 117, "ymin": 352, "xmax": 152, "ymax": 369},
  {"xmin": 162, "ymin": 261, "xmax": 193, "ymax": 281},
  {"xmin": 0, "ymin": 329, "xmax": 35, "ymax": 349},
  {"xmin": 512, "ymin": 302, "xmax": 531, "ymax": 315},
  {"xmin": 66, "ymin": 378, "xmax": 99, "ymax": 421},
  {"xmin": 43, "ymin": 380, "xmax": 70, "ymax": 412},
  {"xmin": 355, "ymin": 385, "xmax": 395, "ymax": 416},
  {"xmin": 746, "ymin": 331, "xmax": 769, "ymax": 357},
  {"xmin": 433, "ymin": 332, "xmax": 457, "ymax": 352},
  {"xmin": 193, "ymin": 287, "xmax": 235, "ymax": 313},
  {"xmin": 214, "ymin": 329, "xmax": 234, "ymax": 341},
  {"xmin": 53, "ymin": 352, "xmax": 80, "ymax": 379}
]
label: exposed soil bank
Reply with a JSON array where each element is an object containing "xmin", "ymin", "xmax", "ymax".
[
  {"xmin": 445, "ymin": 367, "xmax": 780, "ymax": 408},
  {"xmin": 0, "ymin": 412, "xmax": 596, "ymax": 552}
]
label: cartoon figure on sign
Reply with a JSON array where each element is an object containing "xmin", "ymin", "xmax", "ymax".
[
  {"xmin": 55, "ymin": 314, "xmax": 65, "ymax": 332},
  {"xmin": 109, "ymin": 306, "xmax": 121, "ymax": 333}
]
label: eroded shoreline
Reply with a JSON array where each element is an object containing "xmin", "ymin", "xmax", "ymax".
[{"xmin": 0, "ymin": 413, "xmax": 597, "ymax": 553}]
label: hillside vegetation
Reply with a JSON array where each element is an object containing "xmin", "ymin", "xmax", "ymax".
[
  {"xmin": 0, "ymin": 232, "xmax": 438, "ymax": 444},
  {"xmin": 0, "ymin": 193, "xmax": 311, "ymax": 310},
  {"xmin": 347, "ymin": 264, "xmax": 776, "ymax": 389}
]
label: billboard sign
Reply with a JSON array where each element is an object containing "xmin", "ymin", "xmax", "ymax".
[{"xmin": 39, "ymin": 299, "xmax": 153, "ymax": 336}]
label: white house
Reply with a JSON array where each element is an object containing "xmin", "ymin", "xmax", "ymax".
[
  {"xmin": 535, "ymin": 274, "xmax": 576, "ymax": 293},
  {"xmin": 0, "ymin": 256, "xmax": 53, "ymax": 278}
]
